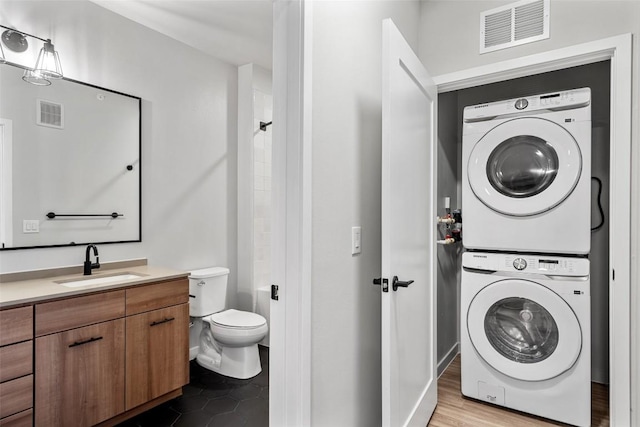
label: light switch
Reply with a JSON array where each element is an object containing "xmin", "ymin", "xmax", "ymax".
[
  {"xmin": 23, "ymin": 219, "xmax": 40, "ymax": 233},
  {"xmin": 352, "ymin": 226, "xmax": 362, "ymax": 255}
]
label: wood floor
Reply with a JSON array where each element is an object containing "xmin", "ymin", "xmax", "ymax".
[{"xmin": 429, "ymin": 356, "xmax": 609, "ymax": 427}]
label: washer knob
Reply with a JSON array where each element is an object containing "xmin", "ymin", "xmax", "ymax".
[
  {"xmin": 514, "ymin": 98, "xmax": 528, "ymax": 110},
  {"xmin": 513, "ymin": 258, "xmax": 527, "ymax": 270}
]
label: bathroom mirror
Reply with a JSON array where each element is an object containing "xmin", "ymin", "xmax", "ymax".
[{"xmin": 0, "ymin": 63, "xmax": 141, "ymax": 249}]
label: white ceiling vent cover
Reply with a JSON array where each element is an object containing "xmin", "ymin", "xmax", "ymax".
[
  {"xmin": 480, "ymin": 0, "xmax": 549, "ymax": 54},
  {"xmin": 36, "ymin": 99, "xmax": 64, "ymax": 129}
]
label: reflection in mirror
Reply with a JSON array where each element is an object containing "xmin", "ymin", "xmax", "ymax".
[{"xmin": 0, "ymin": 63, "xmax": 141, "ymax": 249}]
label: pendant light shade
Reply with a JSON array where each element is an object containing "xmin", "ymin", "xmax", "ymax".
[
  {"xmin": 33, "ymin": 39, "xmax": 62, "ymax": 79},
  {"xmin": 22, "ymin": 68, "xmax": 51, "ymax": 86}
]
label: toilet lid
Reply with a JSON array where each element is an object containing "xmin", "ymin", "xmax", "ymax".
[{"xmin": 210, "ymin": 309, "xmax": 266, "ymax": 329}]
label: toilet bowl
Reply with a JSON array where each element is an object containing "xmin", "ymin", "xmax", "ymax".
[
  {"xmin": 189, "ymin": 267, "xmax": 268, "ymax": 379},
  {"xmin": 197, "ymin": 309, "xmax": 268, "ymax": 379}
]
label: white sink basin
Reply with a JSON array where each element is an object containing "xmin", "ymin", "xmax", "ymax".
[{"xmin": 56, "ymin": 273, "xmax": 145, "ymax": 288}]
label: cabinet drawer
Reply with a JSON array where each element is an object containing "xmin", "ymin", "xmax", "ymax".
[
  {"xmin": 0, "ymin": 307, "xmax": 33, "ymax": 347},
  {"xmin": 0, "ymin": 375, "xmax": 32, "ymax": 419},
  {"xmin": 0, "ymin": 408, "xmax": 32, "ymax": 427},
  {"xmin": 0, "ymin": 342, "xmax": 32, "ymax": 383},
  {"xmin": 36, "ymin": 290, "xmax": 125, "ymax": 336},
  {"xmin": 126, "ymin": 278, "xmax": 188, "ymax": 316}
]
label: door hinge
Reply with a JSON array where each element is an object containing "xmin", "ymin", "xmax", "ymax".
[
  {"xmin": 271, "ymin": 284, "xmax": 279, "ymax": 301},
  {"xmin": 373, "ymin": 277, "xmax": 389, "ymax": 292}
]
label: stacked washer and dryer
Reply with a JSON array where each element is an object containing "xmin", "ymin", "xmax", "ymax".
[{"xmin": 460, "ymin": 88, "xmax": 592, "ymax": 426}]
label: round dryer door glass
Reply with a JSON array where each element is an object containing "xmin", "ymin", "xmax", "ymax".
[
  {"xmin": 486, "ymin": 136, "xmax": 559, "ymax": 198},
  {"xmin": 467, "ymin": 117, "xmax": 582, "ymax": 216},
  {"xmin": 484, "ymin": 297, "xmax": 559, "ymax": 363}
]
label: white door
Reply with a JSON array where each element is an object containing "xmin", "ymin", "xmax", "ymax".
[{"xmin": 381, "ymin": 19, "xmax": 438, "ymax": 427}]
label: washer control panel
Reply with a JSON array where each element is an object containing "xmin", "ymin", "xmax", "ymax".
[
  {"xmin": 463, "ymin": 252, "xmax": 589, "ymax": 276},
  {"xmin": 463, "ymin": 87, "xmax": 591, "ymax": 123}
]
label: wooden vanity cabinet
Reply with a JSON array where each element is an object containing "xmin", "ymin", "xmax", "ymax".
[
  {"xmin": 35, "ymin": 291, "xmax": 126, "ymax": 427},
  {"xmin": 125, "ymin": 279, "xmax": 189, "ymax": 410},
  {"xmin": 31, "ymin": 276, "xmax": 189, "ymax": 426},
  {"xmin": 35, "ymin": 319, "xmax": 125, "ymax": 426},
  {"xmin": 0, "ymin": 306, "xmax": 34, "ymax": 426}
]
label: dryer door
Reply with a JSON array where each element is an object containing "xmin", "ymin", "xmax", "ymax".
[
  {"xmin": 467, "ymin": 279, "xmax": 582, "ymax": 381},
  {"xmin": 467, "ymin": 117, "xmax": 582, "ymax": 216}
]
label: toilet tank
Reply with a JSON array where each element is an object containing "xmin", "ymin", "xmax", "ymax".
[{"xmin": 189, "ymin": 267, "xmax": 230, "ymax": 317}]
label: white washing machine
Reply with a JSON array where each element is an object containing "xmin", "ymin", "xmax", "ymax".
[
  {"xmin": 462, "ymin": 88, "xmax": 591, "ymax": 254},
  {"xmin": 461, "ymin": 251, "xmax": 590, "ymax": 426}
]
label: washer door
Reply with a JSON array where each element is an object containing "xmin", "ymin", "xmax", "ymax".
[
  {"xmin": 467, "ymin": 279, "xmax": 582, "ymax": 381},
  {"xmin": 468, "ymin": 117, "xmax": 582, "ymax": 216}
]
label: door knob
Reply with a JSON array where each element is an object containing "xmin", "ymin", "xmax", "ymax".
[{"xmin": 392, "ymin": 276, "xmax": 414, "ymax": 291}]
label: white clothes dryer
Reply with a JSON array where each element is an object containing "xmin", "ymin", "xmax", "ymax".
[
  {"xmin": 461, "ymin": 252, "xmax": 591, "ymax": 426},
  {"xmin": 462, "ymin": 88, "xmax": 591, "ymax": 254}
]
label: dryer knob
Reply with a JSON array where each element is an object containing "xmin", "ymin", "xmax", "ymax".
[
  {"xmin": 514, "ymin": 98, "xmax": 529, "ymax": 110},
  {"xmin": 513, "ymin": 258, "xmax": 527, "ymax": 270}
]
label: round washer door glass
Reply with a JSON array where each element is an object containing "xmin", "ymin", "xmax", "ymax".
[
  {"xmin": 486, "ymin": 136, "xmax": 559, "ymax": 198},
  {"xmin": 467, "ymin": 117, "xmax": 582, "ymax": 216},
  {"xmin": 467, "ymin": 279, "xmax": 582, "ymax": 381},
  {"xmin": 484, "ymin": 297, "xmax": 559, "ymax": 363}
]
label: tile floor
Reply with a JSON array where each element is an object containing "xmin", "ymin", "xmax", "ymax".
[{"xmin": 118, "ymin": 346, "xmax": 269, "ymax": 427}]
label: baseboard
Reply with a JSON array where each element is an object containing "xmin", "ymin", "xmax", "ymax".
[{"xmin": 438, "ymin": 342, "xmax": 459, "ymax": 378}]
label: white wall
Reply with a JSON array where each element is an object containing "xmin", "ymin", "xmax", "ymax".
[
  {"xmin": 237, "ymin": 64, "xmax": 272, "ymax": 312},
  {"xmin": 419, "ymin": 0, "xmax": 640, "ymax": 421},
  {"xmin": 0, "ymin": 1, "xmax": 239, "ymax": 306},
  {"xmin": 309, "ymin": 2, "xmax": 420, "ymax": 425},
  {"xmin": 252, "ymin": 88, "xmax": 273, "ymax": 298}
]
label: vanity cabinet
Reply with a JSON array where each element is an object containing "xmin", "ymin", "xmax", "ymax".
[
  {"xmin": 35, "ymin": 319, "xmax": 125, "ymax": 426},
  {"xmin": 35, "ymin": 291, "xmax": 126, "ymax": 427},
  {"xmin": 125, "ymin": 280, "xmax": 189, "ymax": 410},
  {"xmin": 0, "ymin": 306, "xmax": 34, "ymax": 427},
  {"xmin": 28, "ymin": 276, "xmax": 189, "ymax": 427}
]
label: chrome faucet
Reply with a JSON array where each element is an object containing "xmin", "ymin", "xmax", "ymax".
[{"xmin": 83, "ymin": 244, "xmax": 100, "ymax": 275}]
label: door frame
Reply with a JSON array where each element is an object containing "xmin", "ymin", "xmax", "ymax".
[
  {"xmin": 270, "ymin": 0, "xmax": 313, "ymax": 425},
  {"xmin": 433, "ymin": 33, "xmax": 632, "ymax": 426},
  {"xmin": 272, "ymin": 0, "xmax": 633, "ymax": 420}
]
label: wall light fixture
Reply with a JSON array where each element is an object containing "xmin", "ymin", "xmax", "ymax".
[{"xmin": 0, "ymin": 24, "xmax": 63, "ymax": 85}]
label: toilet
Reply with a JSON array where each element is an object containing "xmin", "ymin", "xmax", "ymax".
[{"xmin": 189, "ymin": 267, "xmax": 268, "ymax": 379}]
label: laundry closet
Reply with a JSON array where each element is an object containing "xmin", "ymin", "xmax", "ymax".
[{"xmin": 435, "ymin": 59, "xmax": 611, "ymax": 407}]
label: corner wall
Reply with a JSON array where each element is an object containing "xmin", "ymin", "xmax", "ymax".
[
  {"xmin": 237, "ymin": 63, "xmax": 272, "ymax": 312},
  {"xmin": 0, "ymin": 1, "xmax": 239, "ymax": 307}
]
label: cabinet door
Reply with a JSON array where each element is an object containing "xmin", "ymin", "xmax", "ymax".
[
  {"xmin": 125, "ymin": 303, "xmax": 189, "ymax": 410},
  {"xmin": 35, "ymin": 319, "xmax": 125, "ymax": 427}
]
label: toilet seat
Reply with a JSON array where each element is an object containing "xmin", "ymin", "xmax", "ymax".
[{"xmin": 209, "ymin": 309, "xmax": 266, "ymax": 330}]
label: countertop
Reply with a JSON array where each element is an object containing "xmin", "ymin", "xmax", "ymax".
[{"xmin": 0, "ymin": 264, "xmax": 188, "ymax": 308}]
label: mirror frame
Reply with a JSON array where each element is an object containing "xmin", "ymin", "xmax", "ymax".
[{"xmin": 0, "ymin": 63, "xmax": 142, "ymax": 250}]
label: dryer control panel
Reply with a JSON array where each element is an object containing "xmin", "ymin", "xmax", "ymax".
[
  {"xmin": 463, "ymin": 252, "xmax": 589, "ymax": 277},
  {"xmin": 463, "ymin": 87, "xmax": 591, "ymax": 123}
]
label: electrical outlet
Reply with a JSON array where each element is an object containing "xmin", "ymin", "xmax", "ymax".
[{"xmin": 23, "ymin": 219, "xmax": 40, "ymax": 233}]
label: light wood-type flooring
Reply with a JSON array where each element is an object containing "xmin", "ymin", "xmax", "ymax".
[{"xmin": 429, "ymin": 356, "xmax": 609, "ymax": 426}]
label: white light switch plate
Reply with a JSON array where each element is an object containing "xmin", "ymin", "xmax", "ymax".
[{"xmin": 352, "ymin": 226, "xmax": 362, "ymax": 255}]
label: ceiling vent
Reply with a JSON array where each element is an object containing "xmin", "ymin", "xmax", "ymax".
[
  {"xmin": 36, "ymin": 99, "xmax": 64, "ymax": 129},
  {"xmin": 480, "ymin": 0, "xmax": 550, "ymax": 54}
]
